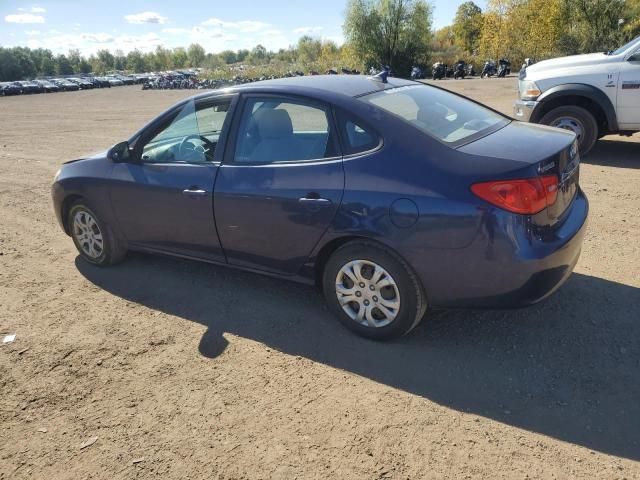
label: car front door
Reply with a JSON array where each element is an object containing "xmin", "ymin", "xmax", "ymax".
[
  {"xmin": 109, "ymin": 95, "xmax": 236, "ymax": 261},
  {"xmin": 214, "ymin": 95, "xmax": 344, "ymax": 275},
  {"xmin": 617, "ymin": 48, "xmax": 640, "ymax": 128}
]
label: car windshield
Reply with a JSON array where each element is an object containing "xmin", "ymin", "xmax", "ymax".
[
  {"xmin": 610, "ymin": 35, "xmax": 640, "ymax": 55},
  {"xmin": 362, "ymin": 85, "xmax": 508, "ymax": 145}
]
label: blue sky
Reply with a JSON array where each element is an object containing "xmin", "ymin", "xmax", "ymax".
[{"xmin": 1, "ymin": 0, "xmax": 487, "ymax": 55}]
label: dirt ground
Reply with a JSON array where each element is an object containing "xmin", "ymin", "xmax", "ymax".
[{"xmin": 1, "ymin": 78, "xmax": 639, "ymax": 479}]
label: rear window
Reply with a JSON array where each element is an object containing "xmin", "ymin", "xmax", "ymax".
[{"xmin": 361, "ymin": 85, "xmax": 508, "ymax": 145}]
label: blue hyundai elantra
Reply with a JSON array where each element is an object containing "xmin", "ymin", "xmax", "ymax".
[{"xmin": 52, "ymin": 75, "xmax": 588, "ymax": 339}]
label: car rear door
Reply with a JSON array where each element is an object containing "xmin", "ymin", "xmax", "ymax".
[
  {"xmin": 213, "ymin": 94, "xmax": 344, "ymax": 275},
  {"xmin": 109, "ymin": 95, "xmax": 236, "ymax": 261}
]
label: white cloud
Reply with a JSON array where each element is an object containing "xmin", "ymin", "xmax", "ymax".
[
  {"xmin": 201, "ymin": 18, "xmax": 270, "ymax": 33},
  {"xmin": 23, "ymin": 31, "xmax": 163, "ymax": 56},
  {"xmin": 25, "ymin": 29, "xmax": 41, "ymax": 36},
  {"xmin": 124, "ymin": 11, "xmax": 168, "ymax": 25},
  {"xmin": 293, "ymin": 26, "xmax": 323, "ymax": 34},
  {"xmin": 31, "ymin": 7, "xmax": 46, "ymax": 13},
  {"xmin": 5, "ymin": 13, "xmax": 45, "ymax": 24},
  {"xmin": 82, "ymin": 33, "xmax": 114, "ymax": 44}
]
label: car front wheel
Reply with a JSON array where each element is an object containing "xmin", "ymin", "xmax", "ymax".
[
  {"xmin": 539, "ymin": 105, "xmax": 598, "ymax": 156},
  {"xmin": 322, "ymin": 241, "xmax": 427, "ymax": 340},
  {"xmin": 67, "ymin": 200, "xmax": 126, "ymax": 266}
]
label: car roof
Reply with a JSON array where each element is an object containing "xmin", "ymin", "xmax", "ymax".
[{"xmin": 201, "ymin": 75, "xmax": 418, "ymax": 99}]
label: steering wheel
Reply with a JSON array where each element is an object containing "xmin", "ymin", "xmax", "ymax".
[{"xmin": 178, "ymin": 134, "xmax": 215, "ymax": 159}]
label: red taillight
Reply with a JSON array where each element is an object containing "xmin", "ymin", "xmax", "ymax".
[{"xmin": 471, "ymin": 175, "xmax": 558, "ymax": 214}]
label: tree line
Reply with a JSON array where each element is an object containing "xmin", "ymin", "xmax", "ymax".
[
  {"xmin": 1, "ymin": 0, "xmax": 639, "ymax": 82},
  {"xmin": 0, "ymin": 38, "xmax": 353, "ymax": 81},
  {"xmin": 436, "ymin": 0, "xmax": 640, "ymax": 65}
]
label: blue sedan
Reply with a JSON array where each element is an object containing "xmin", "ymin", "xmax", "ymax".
[{"xmin": 52, "ymin": 75, "xmax": 588, "ymax": 339}]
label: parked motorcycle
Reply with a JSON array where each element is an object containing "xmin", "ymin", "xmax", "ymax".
[
  {"xmin": 466, "ymin": 63, "xmax": 476, "ymax": 77},
  {"xmin": 481, "ymin": 60, "xmax": 497, "ymax": 78},
  {"xmin": 497, "ymin": 58, "xmax": 511, "ymax": 78},
  {"xmin": 432, "ymin": 62, "xmax": 446, "ymax": 80},
  {"xmin": 453, "ymin": 61, "xmax": 467, "ymax": 79},
  {"xmin": 411, "ymin": 66, "xmax": 425, "ymax": 80}
]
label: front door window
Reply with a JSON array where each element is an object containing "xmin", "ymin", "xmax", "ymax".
[{"xmin": 142, "ymin": 98, "xmax": 231, "ymax": 163}]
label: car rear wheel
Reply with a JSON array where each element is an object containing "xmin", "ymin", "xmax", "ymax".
[
  {"xmin": 67, "ymin": 200, "xmax": 126, "ymax": 266},
  {"xmin": 322, "ymin": 241, "xmax": 427, "ymax": 340},
  {"xmin": 539, "ymin": 105, "xmax": 598, "ymax": 156}
]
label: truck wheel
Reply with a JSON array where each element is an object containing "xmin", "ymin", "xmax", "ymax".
[{"xmin": 539, "ymin": 106, "xmax": 598, "ymax": 156}]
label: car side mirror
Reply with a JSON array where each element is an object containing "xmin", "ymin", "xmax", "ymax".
[{"xmin": 108, "ymin": 141, "xmax": 131, "ymax": 163}]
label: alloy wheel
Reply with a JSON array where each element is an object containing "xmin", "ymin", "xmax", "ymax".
[{"xmin": 72, "ymin": 210, "xmax": 104, "ymax": 259}]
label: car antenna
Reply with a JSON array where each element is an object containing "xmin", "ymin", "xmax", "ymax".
[{"xmin": 370, "ymin": 65, "xmax": 390, "ymax": 83}]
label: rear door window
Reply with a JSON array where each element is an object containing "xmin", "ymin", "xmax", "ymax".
[{"xmin": 233, "ymin": 97, "xmax": 337, "ymax": 164}]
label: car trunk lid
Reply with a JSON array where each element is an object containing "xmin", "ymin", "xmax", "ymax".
[{"xmin": 458, "ymin": 121, "xmax": 579, "ymax": 224}]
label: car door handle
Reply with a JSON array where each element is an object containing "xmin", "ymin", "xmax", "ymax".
[
  {"xmin": 183, "ymin": 187, "xmax": 208, "ymax": 196},
  {"xmin": 298, "ymin": 197, "xmax": 332, "ymax": 206}
]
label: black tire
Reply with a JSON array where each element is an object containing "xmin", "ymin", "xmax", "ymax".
[
  {"xmin": 67, "ymin": 200, "xmax": 127, "ymax": 266},
  {"xmin": 539, "ymin": 105, "xmax": 598, "ymax": 156},
  {"xmin": 322, "ymin": 241, "xmax": 427, "ymax": 340}
]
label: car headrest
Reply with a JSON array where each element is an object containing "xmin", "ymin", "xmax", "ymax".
[
  {"xmin": 417, "ymin": 103, "xmax": 448, "ymax": 124},
  {"xmin": 254, "ymin": 109, "xmax": 293, "ymax": 139}
]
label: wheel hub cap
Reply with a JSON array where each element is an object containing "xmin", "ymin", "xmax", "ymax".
[
  {"xmin": 551, "ymin": 117, "xmax": 584, "ymax": 141},
  {"xmin": 335, "ymin": 260, "xmax": 401, "ymax": 328},
  {"xmin": 72, "ymin": 210, "xmax": 104, "ymax": 259}
]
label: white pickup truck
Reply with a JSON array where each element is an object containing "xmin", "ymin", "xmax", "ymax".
[{"xmin": 514, "ymin": 35, "xmax": 640, "ymax": 155}]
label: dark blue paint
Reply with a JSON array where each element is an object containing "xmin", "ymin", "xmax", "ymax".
[
  {"xmin": 52, "ymin": 76, "xmax": 589, "ymax": 309},
  {"xmin": 109, "ymin": 162, "xmax": 225, "ymax": 261},
  {"xmin": 213, "ymin": 159, "xmax": 344, "ymax": 274}
]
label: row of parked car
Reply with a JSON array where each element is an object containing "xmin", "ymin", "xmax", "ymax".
[{"xmin": 0, "ymin": 73, "xmax": 155, "ymax": 96}]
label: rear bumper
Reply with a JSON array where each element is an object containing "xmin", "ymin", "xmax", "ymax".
[
  {"xmin": 513, "ymin": 99, "xmax": 539, "ymax": 123},
  {"xmin": 412, "ymin": 188, "xmax": 589, "ymax": 309}
]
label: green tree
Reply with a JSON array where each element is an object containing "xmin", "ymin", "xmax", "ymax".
[
  {"xmin": 153, "ymin": 46, "xmax": 172, "ymax": 70},
  {"xmin": 622, "ymin": 0, "xmax": 640, "ymax": 41},
  {"xmin": 172, "ymin": 47, "xmax": 188, "ymax": 68},
  {"xmin": 344, "ymin": 0, "xmax": 433, "ymax": 75},
  {"xmin": 248, "ymin": 44, "xmax": 268, "ymax": 64},
  {"xmin": 40, "ymin": 55, "xmax": 56, "ymax": 76},
  {"xmin": 55, "ymin": 54, "xmax": 74, "ymax": 75},
  {"xmin": 126, "ymin": 49, "xmax": 146, "ymax": 73},
  {"xmin": 113, "ymin": 49, "xmax": 126, "ymax": 71},
  {"xmin": 319, "ymin": 40, "xmax": 340, "ymax": 68},
  {"xmin": 432, "ymin": 25, "xmax": 463, "ymax": 64},
  {"xmin": 187, "ymin": 43, "xmax": 206, "ymax": 67},
  {"xmin": 67, "ymin": 49, "xmax": 82, "ymax": 72},
  {"xmin": 95, "ymin": 49, "xmax": 115, "ymax": 73},
  {"xmin": 453, "ymin": 1, "xmax": 483, "ymax": 55},
  {"xmin": 566, "ymin": 0, "xmax": 626, "ymax": 52},
  {"xmin": 236, "ymin": 49, "xmax": 250, "ymax": 62},
  {"xmin": 79, "ymin": 58, "xmax": 92, "ymax": 74},
  {"xmin": 297, "ymin": 36, "xmax": 322, "ymax": 65},
  {"xmin": 219, "ymin": 50, "xmax": 237, "ymax": 64}
]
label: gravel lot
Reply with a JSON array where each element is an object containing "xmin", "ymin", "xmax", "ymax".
[{"xmin": 1, "ymin": 78, "xmax": 639, "ymax": 479}]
